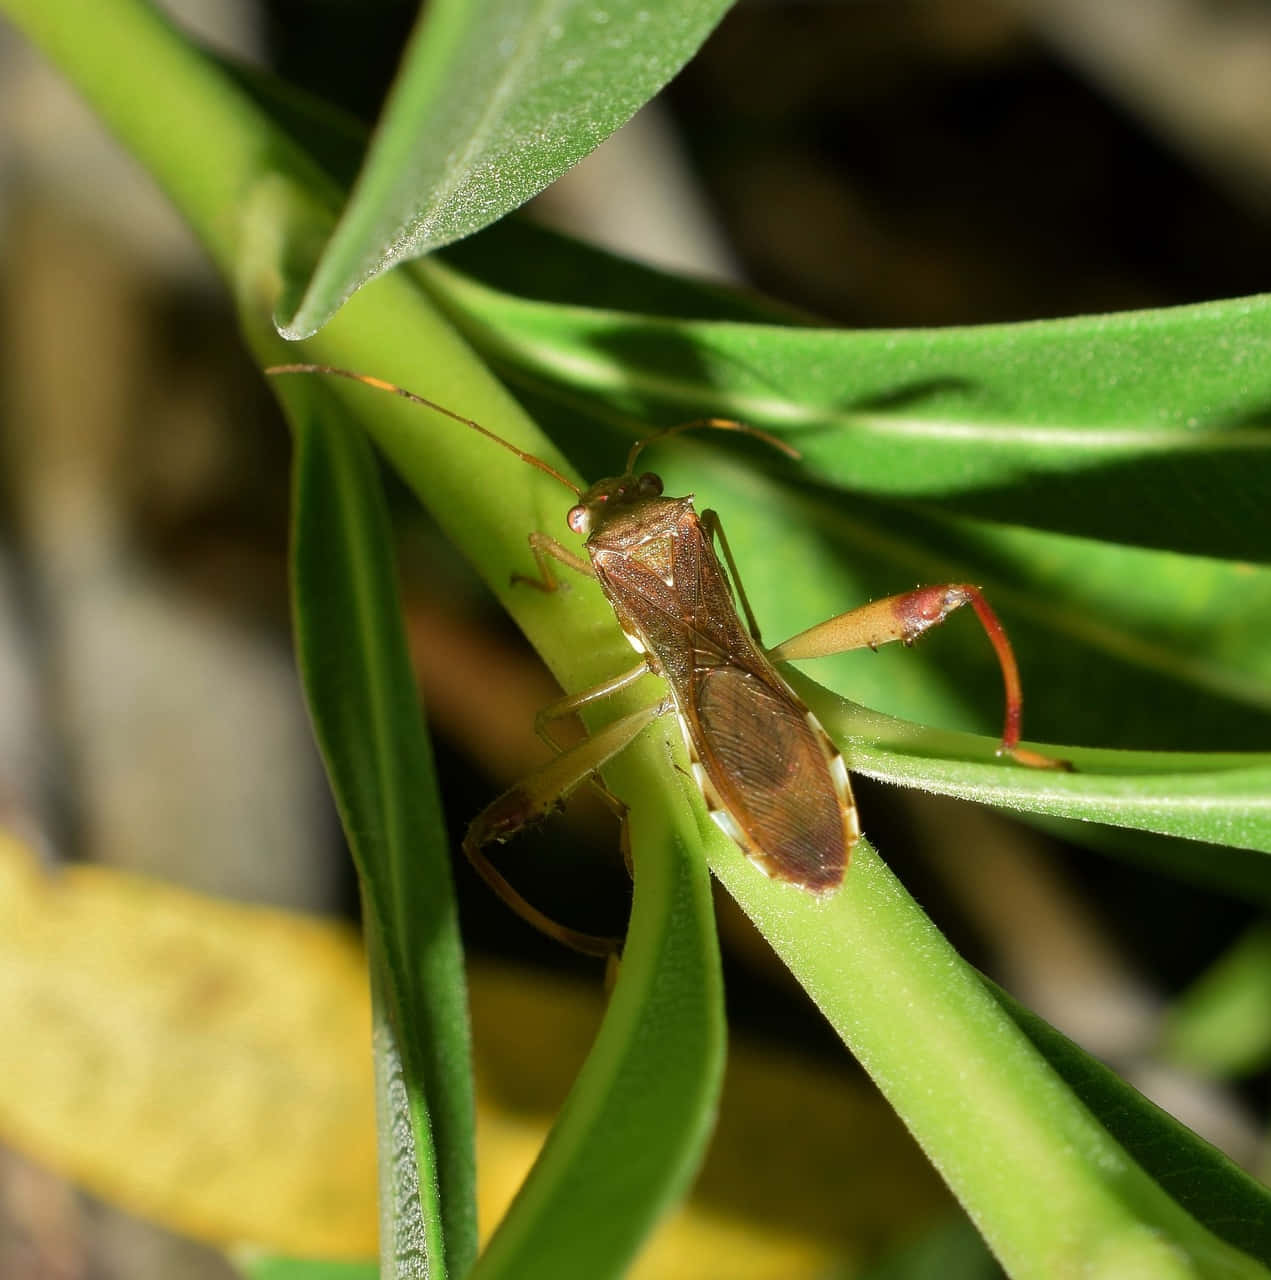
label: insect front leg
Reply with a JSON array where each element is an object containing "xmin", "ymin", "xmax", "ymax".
[
  {"xmin": 514, "ymin": 532, "xmax": 594, "ymax": 592},
  {"xmin": 463, "ymin": 696, "xmax": 668, "ymax": 957},
  {"xmin": 768, "ymin": 585, "xmax": 1067, "ymax": 770}
]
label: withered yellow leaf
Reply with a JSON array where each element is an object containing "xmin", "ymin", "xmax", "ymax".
[{"xmin": 0, "ymin": 831, "xmax": 377, "ymax": 1257}]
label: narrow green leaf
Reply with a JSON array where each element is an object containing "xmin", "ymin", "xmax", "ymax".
[
  {"xmin": 859, "ymin": 1216, "xmax": 1001, "ymax": 1280},
  {"xmin": 434, "ymin": 217, "xmax": 812, "ymax": 322},
  {"xmin": 419, "ymin": 265, "xmax": 1271, "ymax": 561},
  {"xmin": 990, "ymin": 982, "xmax": 1271, "ymax": 1268},
  {"xmin": 369, "ymin": 952, "xmax": 436, "ymax": 1280},
  {"xmin": 282, "ymin": 379, "xmax": 477, "ymax": 1278},
  {"xmin": 237, "ymin": 1256, "xmax": 378, "ymax": 1280},
  {"xmin": 1161, "ymin": 924, "xmax": 1271, "ymax": 1078},
  {"xmin": 162, "ymin": 47, "xmax": 791, "ymax": 330},
  {"xmin": 799, "ymin": 683, "xmax": 1271, "ymax": 855},
  {"xmin": 281, "ymin": 0, "xmax": 737, "ymax": 336},
  {"xmin": 1026, "ymin": 821, "xmax": 1271, "ymax": 910},
  {"xmin": 709, "ymin": 833, "xmax": 1270, "ymax": 1278},
  {"xmin": 472, "ymin": 752, "xmax": 726, "ymax": 1280}
]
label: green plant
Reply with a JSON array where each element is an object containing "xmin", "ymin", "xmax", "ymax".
[{"xmin": 4, "ymin": 1, "xmax": 1270, "ymax": 1277}]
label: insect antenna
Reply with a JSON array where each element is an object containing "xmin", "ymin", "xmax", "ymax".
[
  {"xmin": 266, "ymin": 363, "xmax": 582, "ymax": 496},
  {"xmin": 625, "ymin": 416, "xmax": 800, "ymax": 474}
]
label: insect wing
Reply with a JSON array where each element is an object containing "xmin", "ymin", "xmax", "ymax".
[
  {"xmin": 692, "ymin": 665, "xmax": 855, "ymax": 891},
  {"xmin": 591, "ymin": 503, "xmax": 856, "ymax": 892}
]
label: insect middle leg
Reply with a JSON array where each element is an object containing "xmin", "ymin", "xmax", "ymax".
[
  {"xmin": 513, "ymin": 532, "xmax": 593, "ymax": 592},
  {"xmin": 535, "ymin": 662, "xmax": 652, "ymax": 853},
  {"xmin": 463, "ymin": 696, "xmax": 668, "ymax": 956},
  {"xmin": 534, "ymin": 661, "xmax": 652, "ymax": 754},
  {"xmin": 473, "ymin": 533, "xmax": 658, "ymax": 951},
  {"xmin": 768, "ymin": 585, "xmax": 1066, "ymax": 769}
]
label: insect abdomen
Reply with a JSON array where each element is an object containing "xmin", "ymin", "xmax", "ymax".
[{"xmin": 691, "ymin": 665, "xmax": 857, "ymax": 891}]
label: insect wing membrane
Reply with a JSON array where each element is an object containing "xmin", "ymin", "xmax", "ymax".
[{"xmin": 693, "ymin": 665, "xmax": 853, "ymax": 891}]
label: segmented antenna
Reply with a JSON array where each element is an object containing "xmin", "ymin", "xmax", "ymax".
[
  {"xmin": 625, "ymin": 417, "xmax": 800, "ymax": 474},
  {"xmin": 265, "ymin": 364, "xmax": 582, "ymax": 496}
]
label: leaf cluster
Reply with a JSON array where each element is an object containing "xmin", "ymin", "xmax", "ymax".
[{"xmin": 3, "ymin": 0, "xmax": 1270, "ymax": 1277}]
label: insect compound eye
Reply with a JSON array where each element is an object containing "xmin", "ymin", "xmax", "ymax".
[
  {"xmin": 567, "ymin": 504, "xmax": 590, "ymax": 535},
  {"xmin": 638, "ymin": 472, "xmax": 663, "ymax": 496}
]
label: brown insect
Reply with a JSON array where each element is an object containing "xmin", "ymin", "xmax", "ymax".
[{"xmin": 269, "ymin": 364, "xmax": 1061, "ymax": 955}]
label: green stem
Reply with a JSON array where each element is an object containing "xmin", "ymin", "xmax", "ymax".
[{"xmin": 0, "ymin": 0, "xmax": 328, "ymax": 276}]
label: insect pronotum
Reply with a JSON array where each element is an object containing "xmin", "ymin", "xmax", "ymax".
[{"xmin": 269, "ymin": 364, "xmax": 1063, "ymax": 955}]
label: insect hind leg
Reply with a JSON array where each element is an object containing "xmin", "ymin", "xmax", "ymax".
[{"xmin": 768, "ymin": 584, "xmax": 1068, "ymax": 770}]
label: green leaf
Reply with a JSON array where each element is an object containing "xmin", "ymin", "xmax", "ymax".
[
  {"xmin": 472, "ymin": 763, "xmax": 726, "ymax": 1280},
  {"xmin": 280, "ymin": 0, "xmax": 737, "ymax": 337},
  {"xmin": 859, "ymin": 1216, "xmax": 1001, "ymax": 1280},
  {"xmin": 990, "ymin": 983, "xmax": 1271, "ymax": 1268},
  {"xmin": 709, "ymin": 832, "xmax": 1270, "ymax": 1278},
  {"xmin": 282, "ymin": 378, "xmax": 477, "ymax": 1279},
  {"xmin": 435, "ymin": 216, "xmax": 813, "ymax": 322},
  {"xmin": 419, "ymin": 265, "xmax": 1271, "ymax": 561},
  {"xmin": 1026, "ymin": 821, "xmax": 1271, "ymax": 910},
  {"xmin": 236, "ymin": 1257, "xmax": 378, "ymax": 1280},
  {"xmin": 1160, "ymin": 924, "xmax": 1271, "ymax": 1078},
  {"xmin": 799, "ymin": 683, "xmax": 1271, "ymax": 854}
]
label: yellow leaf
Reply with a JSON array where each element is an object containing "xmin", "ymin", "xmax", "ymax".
[{"xmin": 0, "ymin": 831, "xmax": 377, "ymax": 1257}]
